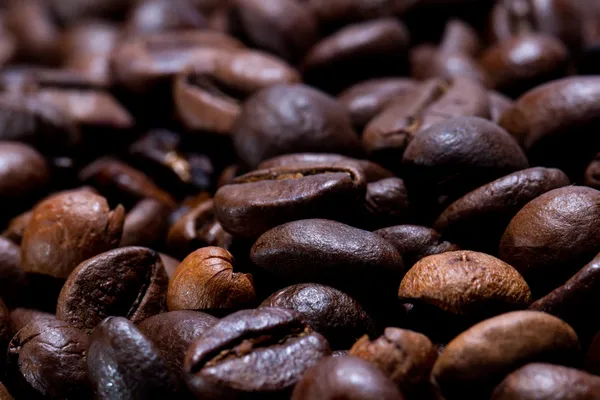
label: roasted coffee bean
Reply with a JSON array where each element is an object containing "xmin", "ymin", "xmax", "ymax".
[
  {"xmin": 303, "ymin": 18, "xmax": 410, "ymax": 93},
  {"xmin": 362, "ymin": 78, "xmax": 490, "ymax": 170},
  {"xmin": 0, "ymin": 237, "xmax": 26, "ymax": 307},
  {"xmin": 6, "ymin": 317, "xmax": 90, "ymax": 399},
  {"xmin": 585, "ymin": 153, "xmax": 600, "ymax": 189},
  {"xmin": 167, "ymin": 198, "xmax": 232, "ymax": 259},
  {"xmin": 364, "ymin": 177, "xmax": 411, "ymax": 227},
  {"xmin": 500, "ymin": 186, "xmax": 600, "ymax": 296},
  {"xmin": 214, "ymin": 164, "xmax": 366, "ymax": 238},
  {"xmin": 291, "ymin": 355, "xmax": 404, "ymax": 400},
  {"xmin": 307, "ymin": 0, "xmax": 415, "ymax": 29},
  {"xmin": 585, "ymin": 330, "xmax": 600, "ymax": 375},
  {"xmin": 9, "ymin": 308, "xmax": 53, "ymax": 335},
  {"xmin": 480, "ymin": 34, "xmax": 569, "ymax": 98},
  {"xmin": 350, "ymin": 328, "xmax": 437, "ymax": 396},
  {"xmin": 120, "ymin": 198, "xmax": 173, "ymax": 247},
  {"xmin": 500, "ymin": 77, "xmax": 600, "ymax": 179},
  {"xmin": 410, "ymin": 45, "xmax": 488, "ymax": 85},
  {"xmin": 21, "ymin": 189, "xmax": 124, "ymax": 279},
  {"xmin": 434, "ymin": 167, "xmax": 570, "ymax": 253},
  {"xmin": 251, "ymin": 219, "xmax": 403, "ymax": 297},
  {"xmin": 232, "ymin": 84, "xmax": 362, "ymax": 169},
  {"xmin": 438, "ymin": 19, "xmax": 481, "ymax": 56},
  {"xmin": 124, "ymin": 0, "xmax": 207, "ymax": 37},
  {"xmin": 168, "ymin": 192, "xmax": 212, "ymax": 226},
  {"xmin": 374, "ymin": 225, "xmax": 459, "ymax": 269},
  {"xmin": 167, "ymin": 247, "xmax": 256, "ymax": 312},
  {"xmin": 2, "ymin": 210, "xmax": 31, "ymax": 245},
  {"xmin": 489, "ymin": 90, "xmax": 513, "ymax": 123},
  {"xmin": 88, "ymin": 317, "xmax": 177, "ymax": 399},
  {"xmin": 184, "ymin": 307, "xmax": 331, "ymax": 398},
  {"xmin": 0, "ymin": 383, "xmax": 12, "ymax": 400},
  {"xmin": 0, "ymin": 142, "xmax": 49, "ymax": 204},
  {"xmin": 260, "ymin": 283, "xmax": 376, "ymax": 349},
  {"xmin": 492, "ymin": 363, "xmax": 600, "ymax": 399},
  {"xmin": 56, "ymin": 246, "xmax": 168, "ymax": 333},
  {"xmin": 432, "ymin": 311, "xmax": 580, "ymax": 399},
  {"xmin": 159, "ymin": 253, "xmax": 180, "ymax": 279}
]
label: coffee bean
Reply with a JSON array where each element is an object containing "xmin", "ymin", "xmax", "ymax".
[
  {"xmin": 364, "ymin": 177, "xmax": 411, "ymax": 228},
  {"xmin": 260, "ymin": 283, "xmax": 376, "ymax": 349},
  {"xmin": 184, "ymin": 307, "xmax": 331, "ymax": 398},
  {"xmin": 500, "ymin": 186, "xmax": 600, "ymax": 296},
  {"xmin": 88, "ymin": 317, "xmax": 177, "ymax": 399},
  {"xmin": 410, "ymin": 45, "xmax": 488, "ymax": 85},
  {"xmin": 374, "ymin": 225, "xmax": 459, "ymax": 269},
  {"xmin": 585, "ymin": 153, "xmax": 600, "ymax": 189},
  {"xmin": 585, "ymin": 330, "xmax": 600, "ymax": 375},
  {"xmin": 120, "ymin": 198, "xmax": 173, "ymax": 247},
  {"xmin": 167, "ymin": 246, "xmax": 256, "ymax": 312},
  {"xmin": 489, "ymin": 91, "xmax": 513, "ymax": 123},
  {"xmin": 0, "ymin": 142, "xmax": 49, "ymax": 204},
  {"xmin": 21, "ymin": 189, "xmax": 125, "ymax": 279},
  {"xmin": 291, "ymin": 355, "xmax": 404, "ymax": 400},
  {"xmin": 0, "ymin": 382, "xmax": 13, "ymax": 400},
  {"xmin": 2, "ymin": 210, "xmax": 31, "ymax": 245},
  {"xmin": 434, "ymin": 167, "xmax": 570, "ymax": 253},
  {"xmin": 432, "ymin": 311, "xmax": 580, "ymax": 399},
  {"xmin": 159, "ymin": 253, "xmax": 180, "ymax": 279},
  {"xmin": 124, "ymin": 0, "xmax": 207, "ymax": 37},
  {"xmin": 0, "ymin": 237, "xmax": 26, "ymax": 307},
  {"xmin": 9, "ymin": 308, "xmax": 53, "ymax": 335},
  {"xmin": 215, "ymin": 164, "xmax": 366, "ymax": 238},
  {"xmin": 438, "ymin": 19, "xmax": 481, "ymax": 56},
  {"xmin": 251, "ymin": 219, "xmax": 403, "ymax": 297},
  {"xmin": 6, "ymin": 316, "xmax": 90, "ymax": 399},
  {"xmin": 232, "ymin": 84, "xmax": 362, "ymax": 169},
  {"xmin": 56, "ymin": 246, "xmax": 168, "ymax": 332},
  {"xmin": 307, "ymin": 0, "xmax": 415, "ymax": 29}
]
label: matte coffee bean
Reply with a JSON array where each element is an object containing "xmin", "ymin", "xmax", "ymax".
[
  {"xmin": 251, "ymin": 219, "xmax": 403, "ymax": 296},
  {"xmin": 374, "ymin": 225, "xmax": 459, "ymax": 269},
  {"xmin": 434, "ymin": 167, "xmax": 570, "ymax": 253},
  {"xmin": 21, "ymin": 189, "xmax": 125, "ymax": 279},
  {"xmin": 500, "ymin": 187, "xmax": 600, "ymax": 296},
  {"xmin": 232, "ymin": 84, "xmax": 362, "ymax": 169},
  {"xmin": 214, "ymin": 164, "xmax": 366, "ymax": 238},
  {"xmin": 291, "ymin": 355, "xmax": 404, "ymax": 400},
  {"xmin": 6, "ymin": 317, "xmax": 90, "ymax": 399},
  {"xmin": 9, "ymin": 308, "xmax": 53, "ymax": 335},
  {"xmin": 88, "ymin": 317, "xmax": 177, "ymax": 399},
  {"xmin": 184, "ymin": 307, "xmax": 331, "ymax": 398},
  {"xmin": 167, "ymin": 247, "xmax": 256, "ymax": 312},
  {"xmin": 350, "ymin": 328, "xmax": 437, "ymax": 395},
  {"xmin": 56, "ymin": 247, "xmax": 168, "ymax": 333},
  {"xmin": 120, "ymin": 198, "xmax": 173, "ymax": 248},
  {"xmin": 432, "ymin": 311, "xmax": 581, "ymax": 399},
  {"xmin": 0, "ymin": 237, "xmax": 26, "ymax": 307},
  {"xmin": 260, "ymin": 283, "xmax": 376, "ymax": 349},
  {"xmin": 491, "ymin": 363, "xmax": 600, "ymax": 400}
]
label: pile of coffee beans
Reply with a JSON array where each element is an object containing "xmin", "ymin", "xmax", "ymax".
[{"xmin": 1, "ymin": 0, "xmax": 600, "ymax": 398}]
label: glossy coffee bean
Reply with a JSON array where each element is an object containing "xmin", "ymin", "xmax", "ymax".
[
  {"xmin": 120, "ymin": 198, "xmax": 173, "ymax": 247},
  {"xmin": 214, "ymin": 164, "xmax": 366, "ymax": 238},
  {"xmin": 491, "ymin": 363, "xmax": 600, "ymax": 400},
  {"xmin": 0, "ymin": 142, "xmax": 49, "ymax": 203},
  {"xmin": 291, "ymin": 355, "xmax": 404, "ymax": 400},
  {"xmin": 350, "ymin": 328, "xmax": 436, "ymax": 396},
  {"xmin": 88, "ymin": 317, "xmax": 177, "ymax": 399},
  {"xmin": 500, "ymin": 187, "xmax": 600, "ymax": 296},
  {"xmin": 364, "ymin": 177, "xmax": 411, "ymax": 227},
  {"xmin": 432, "ymin": 311, "xmax": 580, "ymax": 399},
  {"xmin": 56, "ymin": 247, "xmax": 168, "ymax": 333},
  {"xmin": 6, "ymin": 317, "xmax": 90, "ymax": 399},
  {"xmin": 434, "ymin": 167, "xmax": 570, "ymax": 253},
  {"xmin": 232, "ymin": 84, "xmax": 362, "ymax": 169},
  {"xmin": 21, "ymin": 189, "xmax": 125, "ymax": 279},
  {"xmin": 184, "ymin": 307, "xmax": 331, "ymax": 398},
  {"xmin": 251, "ymin": 219, "xmax": 403, "ymax": 297},
  {"xmin": 374, "ymin": 225, "xmax": 459, "ymax": 270},
  {"xmin": 167, "ymin": 247, "xmax": 256, "ymax": 312},
  {"xmin": 260, "ymin": 283, "xmax": 376, "ymax": 349}
]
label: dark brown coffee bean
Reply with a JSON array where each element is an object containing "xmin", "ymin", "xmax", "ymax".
[
  {"xmin": 167, "ymin": 198, "xmax": 233, "ymax": 259},
  {"xmin": 138, "ymin": 310, "xmax": 217, "ymax": 388},
  {"xmin": 48, "ymin": 0, "xmax": 131, "ymax": 24},
  {"xmin": 491, "ymin": 363, "xmax": 600, "ymax": 400},
  {"xmin": 260, "ymin": 283, "xmax": 376, "ymax": 349},
  {"xmin": 489, "ymin": 90, "xmax": 513, "ymax": 123},
  {"xmin": 585, "ymin": 330, "xmax": 600, "ymax": 375},
  {"xmin": 124, "ymin": 0, "xmax": 207, "ymax": 37},
  {"xmin": 374, "ymin": 225, "xmax": 459, "ymax": 269},
  {"xmin": 232, "ymin": 84, "xmax": 362, "ymax": 169},
  {"xmin": 120, "ymin": 198, "xmax": 173, "ymax": 247},
  {"xmin": 337, "ymin": 78, "xmax": 417, "ymax": 131},
  {"xmin": 403, "ymin": 116, "xmax": 528, "ymax": 206},
  {"xmin": 499, "ymin": 187, "xmax": 600, "ymax": 296},
  {"xmin": 167, "ymin": 246, "xmax": 256, "ymax": 312},
  {"xmin": 56, "ymin": 246, "xmax": 168, "ymax": 333},
  {"xmin": 364, "ymin": 177, "xmax": 411, "ymax": 227},
  {"xmin": 412, "ymin": 46, "xmax": 488, "ymax": 85},
  {"xmin": 215, "ymin": 164, "xmax": 366, "ymax": 238},
  {"xmin": 362, "ymin": 78, "xmax": 490, "ymax": 170},
  {"xmin": 2, "ymin": 210, "xmax": 31, "ymax": 245},
  {"xmin": 480, "ymin": 34, "xmax": 569, "ymax": 98},
  {"xmin": 307, "ymin": 0, "xmax": 415, "ymax": 29},
  {"xmin": 184, "ymin": 307, "xmax": 331, "ymax": 398},
  {"xmin": 350, "ymin": 328, "xmax": 437, "ymax": 396},
  {"xmin": 0, "ymin": 142, "xmax": 49, "ymax": 203},
  {"xmin": 432, "ymin": 311, "xmax": 580, "ymax": 399},
  {"xmin": 21, "ymin": 189, "xmax": 124, "ymax": 279},
  {"xmin": 434, "ymin": 167, "xmax": 570, "ymax": 253},
  {"xmin": 229, "ymin": 0, "xmax": 318, "ymax": 62},
  {"xmin": 399, "ymin": 251, "xmax": 532, "ymax": 319},
  {"xmin": 251, "ymin": 219, "xmax": 403, "ymax": 297},
  {"xmin": 585, "ymin": 153, "xmax": 600, "ymax": 189},
  {"xmin": 6, "ymin": 317, "xmax": 90, "ymax": 399},
  {"xmin": 291, "ymin": 355, "xmax": 404, "ymax": 400},
  {"xmin": 0, "ymin": 237, "xmax": 26, "ymax": 307},
  {"xmin": 88, "ymin": 317, "xmax": 177, "ymax": 399},
  {"xmin": 9, "ymin": 308, "xmax": 53, "ymax": 335},
  {"xmin": 499, "ymin": 77, "xmax": 600, "ymax": 178},
  {"xmin": 303, "ymin": 18, "xmax": 410, "ymax": 93}
]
